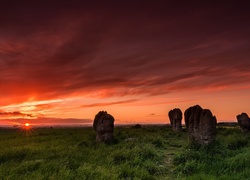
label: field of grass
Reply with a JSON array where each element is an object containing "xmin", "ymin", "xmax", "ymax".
[{"xmin": 0, "ymin": 125, "xmax": 250, "ymax": 179}]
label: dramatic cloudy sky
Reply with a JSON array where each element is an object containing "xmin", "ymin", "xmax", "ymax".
[{"xmin": 0, "ymin": 1, "xmax": 250, "ymax": 126}]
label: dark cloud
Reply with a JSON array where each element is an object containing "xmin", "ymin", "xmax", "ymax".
[
  {"xmin": 0, "ymin": 1, "xmax": 250, "ymax": 105},
  {"xmin": 0, "ymin": 111, "xmax": 33, "ymax": 117},
  {"xmin": 0, "ymin": 118, "xmax": 93, "ymax": 127},
  {"xmin": 35, "ymin": 117, "xmax": 93, "ymax": 125}
]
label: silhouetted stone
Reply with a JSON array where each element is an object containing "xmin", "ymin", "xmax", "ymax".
[
  {"xmin": 184, "ymin": 105, "xmax": 217, "ymax": 145},
  {"xmin": 168, "ymin": 108, "xmax": 182, "ymax": 131},
  {"xmin": 236, "ymin": 113, "xmax": 250, "ymax": 132},
  {"xmin": 93, "ymin": 111, "xmax": 114, "ymax": 143}
]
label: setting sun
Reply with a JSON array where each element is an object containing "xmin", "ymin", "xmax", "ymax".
[
  {"xmin": 25, "ymin": 123, "xmax": 30, "ymax": 127},
  {"xmin": 23, "ymin": 122, "xmax": 32, "ymax": 131}
]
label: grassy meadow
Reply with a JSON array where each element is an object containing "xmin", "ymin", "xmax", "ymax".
[{"xmin": 0, "ymin": 125, "xmax": 250, "ymax": 179}]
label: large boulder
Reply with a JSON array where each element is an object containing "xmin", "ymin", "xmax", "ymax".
[
  {"xmin": 184, "ymin": 105, "xmax": 217, "ymax": 145},
  {"xmin": 93, "ymin": 111, "xmax": 114, "ymax": 143},
  {"xmin": 236, "ymin": 113, "xmax": 250, "ymax": 132},
  {"xmin": 168, "ymin": 108, "xmax": 182, "ymax": 131}
]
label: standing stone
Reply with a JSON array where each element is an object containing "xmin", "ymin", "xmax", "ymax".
[
  {"xmin": 168, "ymin": 108, "xmax": 182, "ymax": 131},
  {"xmin": 184, "ymin": 105, "xmax": 217, "ymax": 145},
  {"xmin": 236, "ymin": 113, "xmax": 250, "ymax": 132},
  {"xmin": 93, "ymin": 111, "xmax": 114, "ymax": 143},
  {"xmin": 199, "ymin": 109, "xmax": 217, "ymax": 144}
]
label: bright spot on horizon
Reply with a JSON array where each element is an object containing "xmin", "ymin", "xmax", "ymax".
[{"xmin": 25, "ymin": 123, "xmax": 30, "ymax": 127}]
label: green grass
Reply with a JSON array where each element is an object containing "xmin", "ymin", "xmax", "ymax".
[
  {"xmin": 173, "ymin": 127, "xmax": 250, "ymax": 180},
  {"xmin": 0, "ymin": 125, "xmax": 249, "ymax": 179}
]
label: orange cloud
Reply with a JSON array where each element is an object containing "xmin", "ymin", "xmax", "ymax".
[{"xmin": 80, "ymin": 99, "xmax": 138, "ymax": 108}]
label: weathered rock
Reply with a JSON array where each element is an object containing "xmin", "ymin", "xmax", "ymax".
[
  {"xmin": 168, "ymin": 108, "xmax": 182, "ymax": 131},
  {"xmin": 184, "ymin": 105, "xmax": 217, "ymax": 145},
  {"xmin": 236, "ymin": 113, "xmax": 250, "ymax": 132},
  {"xmin": 184, "ymin": 105, "xmax": 202, "ymax": 137},
  {"xmin": 93, "ymin": 111, "xmax": 114, "ymax": 143}
]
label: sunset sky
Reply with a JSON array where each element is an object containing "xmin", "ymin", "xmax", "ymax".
[{"xmin": 1, "ymin": 1, "xmax": 250, "ymax": 126}]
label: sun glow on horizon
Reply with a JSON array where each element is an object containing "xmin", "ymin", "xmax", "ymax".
[{"xmin": 23, "ymin": 122, "xmax": 32, "ymax": 131}]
